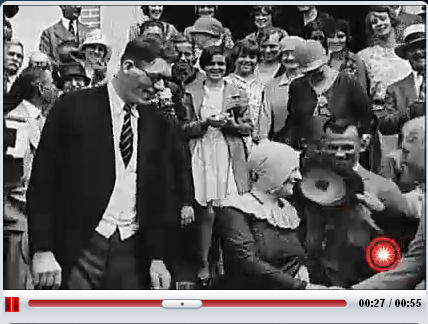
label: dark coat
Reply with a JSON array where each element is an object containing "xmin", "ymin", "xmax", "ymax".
[
  {"xmin": 216, "ymin": 207, "xmax": 307, "ymax": 289},
  {"xmin": 279, "ymin": 72, "xmax": 372, "ymax": 148},
  {"xmin": 27, "ymin": 85, "xmax": 194, "ymax": 285},
  {"xmin": 379, "ymin": 73, "xmax": 420, "ymax": 135}
]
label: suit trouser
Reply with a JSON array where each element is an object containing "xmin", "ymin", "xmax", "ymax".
[
  {"xmin": 66, "ymin": 230, "xmax": 143, "ymax": 289},
  {"xmin": 3, "ymin": 197, "xmax": 33, "ymax": 289}
]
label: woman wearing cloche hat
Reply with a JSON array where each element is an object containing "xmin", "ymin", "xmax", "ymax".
[
  {"xmin": 78, "ymin": 29, "xmax": 112, "ymax": 87},
  {"xmin": 278, "ymin": 40, "xmax": 373, "ymax": 156}
]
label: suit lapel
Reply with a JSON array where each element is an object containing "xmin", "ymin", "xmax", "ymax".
[
  {"xmin": 185, "ymin": 79, "xmax": 204, "ymax": 118},
  {"xmin": 403, "ymin": 73, "xmax": 418, "ymax": 101},
  {"xmin": 89, "ymin": 86, "xmax": 115, "ymax": 178},
  {"xmin": 52, "ymin": 21, "xmax": 73, "ymax": 42}
]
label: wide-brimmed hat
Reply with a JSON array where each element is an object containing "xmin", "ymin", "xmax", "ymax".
[
  {"xmin": 189, "ymin": 17, "xmax": 223, "ymax": 38},
  {"xmin": 279, "ymin": 35, "xmax": 305, "ymax": 52},
  {"xmin": 294, "ymin": 40, "xmax": 329, "ymax": 74},
  {"xmin": 57, "ymin": 62, "xmax": 90, "ymax": 89},
  {"xmin": 80, "ymin": 29, "xmax": 112, "ymax": 62},
  {"xmin": 395, "ymin": 24, "xmax": 426, "ymax": 59}
]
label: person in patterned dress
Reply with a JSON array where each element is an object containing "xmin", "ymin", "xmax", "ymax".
[
  {"xmin": 225, "ymin": 39, "xmax": 266, "ymax": 150},
  {"xmin": 357, "ymin": 6, "xmax": 412, "ymax": 165}
]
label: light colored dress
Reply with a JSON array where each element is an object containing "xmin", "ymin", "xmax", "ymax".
[
  {"xmin": 358, "ymin": 45, "xmax": 411, "ymax": 107},
  {"xmin": 358, "ymin": 45, "xmax": 412, "ymax": 158},
  {"xmin": 191, "ymin": 84, "xmax": 238, "ymax": 207},
  {"xmin": 225, "ymin": 73, "xmax": 265, "ymax": 149},
  {"xmin": 254, "ymin": 62, "xmax": 282, "ymax": 85}
]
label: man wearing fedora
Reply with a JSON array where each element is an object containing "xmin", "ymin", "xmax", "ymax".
[
  {"xmin": 379, "ymin": 24, "xmax": 426, "ymax": 136},
  {"xmin": 56, "ymin": 62, "xmax": 90, "ymax": 95},
  {"xmin": 39, "ymin": 5, "xmax": 91, "ymax": 65},
  {"xmin": 27, "ymin": 37, "xmax": 193, "ymax": 290}
]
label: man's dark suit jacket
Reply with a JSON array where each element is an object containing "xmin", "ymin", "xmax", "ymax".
[
  {"xmin": 27, "ymin": 85, "xmax": 194, "ymax": 286},
  {"xmin": 379, "ymin": 73, "xmax": 419, "ymax": 135},
  {"xmin": 39, "ymin": 20, "xmax": 91, "ymax": 65}
]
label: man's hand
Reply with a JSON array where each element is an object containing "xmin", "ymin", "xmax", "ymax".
[
  {"xmin": 180, "ymin": 205, "xmax": 195, "ymax": 226},
  {"xmin": 150, "ymin": 260, "xmax": 171, "ymax": 290},
  {"xmin": 32, "ymin": 251, "xmax": 62, "ymax": 289},
  {"xmin": 356, "ymin": 191, "xmax": 385, "ymax": 212}
]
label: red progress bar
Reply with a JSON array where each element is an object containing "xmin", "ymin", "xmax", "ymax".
[{"xmin": 28, "ymin": 300, "xmax": 346, "ymax": 307}]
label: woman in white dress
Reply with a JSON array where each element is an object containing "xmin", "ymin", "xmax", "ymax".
[{"xmin": 181, "ymin": 45, "xmax": 253, "ymax": 285}]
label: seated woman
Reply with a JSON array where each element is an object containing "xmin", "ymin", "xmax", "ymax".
[{"xmin": 217, "ymin": 141, "xmax": 309, "ymax": 289}]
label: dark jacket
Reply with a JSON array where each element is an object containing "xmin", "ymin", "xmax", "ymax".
[
  {"xmin": 27, "ymin": 85, "xmax": 193, "ymax": 285},
  {"xmin": 378, "ymin": 73, "xmax": 421, "ymax": 135},
  {"xmin": 279, "ymin": 72, "xmax": 372, "ymax": 148},
  {"xmin": 217, "ymin": 207, "xmax": 307, "ymax": 289}
]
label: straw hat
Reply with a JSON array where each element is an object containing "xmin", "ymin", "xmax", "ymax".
[
  {"xmin": 80, "ymin": 29, "xmax": 112, "ymax": 62},
  {"xmin": 294, "ymin": 40, "xmax": 328, "ymax": 74},
  {"xmin": 395, "ymin": 24, "xmax": 426, "ymax": 59}
]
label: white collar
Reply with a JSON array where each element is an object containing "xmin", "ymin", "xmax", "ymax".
[
  {"xmin": 107, "ymin": 81, "xmax": 139, "ymax": 118},
  {"xmin": 21, "ymin": 100, "xmax": 42, "ymax": 119},
  {"xmin": 61, "ymin": 18, "xmax": 76, "ymax": 31},
  {"xmin": 353, "ymin": 163, "xmax": 360, "ymax": 172}
]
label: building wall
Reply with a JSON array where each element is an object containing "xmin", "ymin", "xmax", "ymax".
[{"xmin": 80, "ymin": 5, "xmax": 101, "ymax": 29}]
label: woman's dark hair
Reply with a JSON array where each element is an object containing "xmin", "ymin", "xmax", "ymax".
[
  {"xmin": 229, "ymin": 39, "xmax": 259, "ymax": 63},
  {"xmin": 364, "ymin": 6, "xmax": 399, "ymax": 44},
  {"xmin": 7, "ymin": 67, "xmax": 46, "ymax": 110},
  {"xmin": 323, "ymin": 16, "xmax": 352, "ymax": 50},
  {"xmin": 199, "ymin": 45, "xmax": 230, "ymax": 72},
  {"xmin": 250, "ymin": 5, "xmax": 279, "ymax": 20}
]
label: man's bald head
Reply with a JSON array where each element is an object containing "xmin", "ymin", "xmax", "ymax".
[{"xmin": 29, "ymin": 52, "xmax": 51, "ymax": 70}]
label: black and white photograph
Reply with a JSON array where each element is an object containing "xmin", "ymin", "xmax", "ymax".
[{"xmin": 3, "ymin": 3, "xmax": 426, "ymax": 291}]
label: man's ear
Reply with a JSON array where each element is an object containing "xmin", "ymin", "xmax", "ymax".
[{"xmin": 121, "ymin": 60, "xmax": 135, "ymax": 73}]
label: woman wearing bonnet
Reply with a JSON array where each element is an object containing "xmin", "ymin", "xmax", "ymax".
[{"xmin": 217, "ymin": 141, "xmax": 312, "ymax": 289}]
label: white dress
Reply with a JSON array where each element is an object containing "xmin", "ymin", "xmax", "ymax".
[{"xmin": 191, "ymin": 84, "xmax": 238, "ymax": 207}]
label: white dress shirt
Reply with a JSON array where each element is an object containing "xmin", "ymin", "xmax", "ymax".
[
  {"xmin": 413, "ymin": 71, "xmax": 423, "ymax": 97},
  {"xmin": 61, "ymin": 18, "xmax": 77, "ymax": 34},
  {"xmin": 95, "ymin": 82, "xmax": 140, "ymax": 240}
]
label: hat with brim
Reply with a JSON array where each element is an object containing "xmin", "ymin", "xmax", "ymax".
[
  {"xmin": 395, "ymin": 24, "xmax": 426, "ymax": 59},
  {"xmin": 79, "ymin": 29, "xmax": 112, "ymax": 62},
  {"xmin": 57, "ymin": 62, "xmax": 90, "ymax": 89},
  {"xmin": 295, "ymin": 39, "xmax": 329, "ymax": 74},
  {"xmin": 188, "ymin": 17, "xmax": 223, "ymax": 38},
  {"xmin": 279, "ymin": 35, "xmax": 305, "ymax": 52}
]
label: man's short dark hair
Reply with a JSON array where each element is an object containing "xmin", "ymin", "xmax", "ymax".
[
  {"xmin": 323, "ymin": 118, "xmax": 362, "ymax": 138},
  {"xmin": 120, "ymin": 37, "xmax": 161, "ymax": 65}
]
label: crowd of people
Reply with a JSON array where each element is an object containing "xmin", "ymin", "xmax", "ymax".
[{"xmin": 3, "ymin": 4, "xmax": 426, "ymax": 290}]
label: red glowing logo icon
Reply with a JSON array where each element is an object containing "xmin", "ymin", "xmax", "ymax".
[{"xmin": 366, "ymin": 237, "xmax": 401, "ymax": 272}]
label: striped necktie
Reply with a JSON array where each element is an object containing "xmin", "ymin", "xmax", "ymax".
[
  {"xmin": 119, "ymin": 104, "xmax": 134, "ymax": 168},
  {"xmin": 68, "ymin": 20, "xmax": 75, "ymax": 36},
  {"xmin": 418, "ymin": 74, "xmax": 426, "ymax": 102}
]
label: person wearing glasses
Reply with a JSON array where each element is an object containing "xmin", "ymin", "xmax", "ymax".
[{"xmin": 27, "ymin": 37, "xmax": 194, "ymax": 290}]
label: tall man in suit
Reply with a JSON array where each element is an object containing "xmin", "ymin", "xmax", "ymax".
[
  {"xmin": 353, "ymin": 117, "xmax": 425, "ymax": 289},
  {"xmin": 27, "ymin": 38, "xmax": 194, "ymax": 290},
  {"xmin": 39, "ymin": 6, "xmax": 91, "ymax": 65},
  {"xmin": 379, "ymin": 24, "xmax": 426, "ymax": 135}
]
